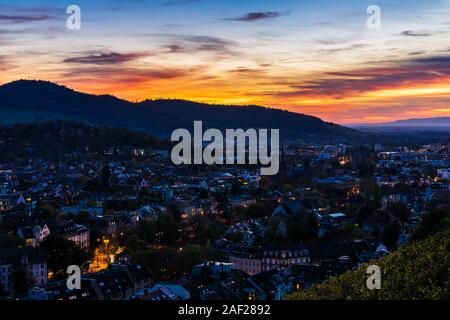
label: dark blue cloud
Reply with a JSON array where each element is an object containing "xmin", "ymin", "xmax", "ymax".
[
  {"xmin": 227, "ymin": 11, "xmax": 289, "ymax": 22},
  {"xmin": 64, "ymin": 52, "xmax": 151, "ymax": 65}
]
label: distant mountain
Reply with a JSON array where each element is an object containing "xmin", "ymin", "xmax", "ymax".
[
  {"xmin": 382, "ymin": 117, "xmax": 450, "ymax": 127},
  {"xmin": 350, "ymin": 117, "xmax": 450, "ymax": 128},
  {"xmin": 0, "ymin": 80, "xmax": 363, "ymax": 141}
]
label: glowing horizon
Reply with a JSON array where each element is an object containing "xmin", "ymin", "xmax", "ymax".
[{"xmin": 1, "ymin": 0, "xmax": 449, "ymax": 124}]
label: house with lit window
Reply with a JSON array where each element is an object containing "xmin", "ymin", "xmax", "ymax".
[
  {"xmin": 0, "ymin": 193, "xmax": 26, "ymax": 211},
  {"xmin": 17, "ymin": 224, "xmax": 50, "ymax": 247},
  {"xmin": 29, "ymin": 263, "xmax": 150, "ymax": 300},
  {"xmin": 49, "ymin": 221, "xmax": 90, "ymax": 250},
  {"xmin": 261, "ymin": 244, "xmax": 311, "ymax": 272}
]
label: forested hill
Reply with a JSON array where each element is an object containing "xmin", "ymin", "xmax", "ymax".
[
  {"xmin": 0, "ymin": 80, "xmax": 364, "ymax": 142},
  {"xmin": 0, "ymin": 121, "xmax": 168, "ymax": 162}
]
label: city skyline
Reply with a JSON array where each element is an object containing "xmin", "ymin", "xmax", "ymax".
[{"xmin": 1, "ymin": 0, "xmax": 449, "ymax": 124}]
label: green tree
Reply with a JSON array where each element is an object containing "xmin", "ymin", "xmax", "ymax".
[
  {"xmin": 287, "ymin": 212, "xmax": 319, "ymax": 242},
  {"xmin": 74, "ymin": 211, "xmax": 90, "ymax": 224},
  {"xmin": 38, "ymin": 203, "xmax": 57, "ymax": 219},
  {"xmin": 381, "ymin": 222, "xmax": 401, "ymax": 249},
  {"xmin": 0, "ymin": 234, "xmax": 24, "ymax": 249},
  {"xmin": 133, "ymin": 246, "xmax": 177, "ymax": 279},
  {"xmin": 357, "ymin": 203, "xmax": 377, "ymax": 226},
  {"xmin": 184, "ymin": 215, "xmax": 225, "ymax": 245},
  {"xmin": 10, "ymin": 265, "xmax": 35, "ymax": 295},
  {"xmin": 156, "ymin": 214, "xmax": 179, "ymax": 246},
  {"xmin": 167, "ymin": 204, "xmax": 182, "ymax": 221},
  {"xmin": 40, "ymin": 235, "xmax": 90, "ymax": 279},
  {"xmin": 387, "ymin": 202, "xmax": 411, "ymax": 222},
  {"xmin": 266, "ymin": 217, "xmax": 289, "ymax": 244},
  {"xmin": 126, "ymin": 234, "xmax": 146, "ymax": 254},
  {"xmin": 176, "ymin": 245, "xmax": 205, "ymax": 273},
  {"xmin": 101, "ymin": 164, "xmax": 111, "ymax": 190},
  {"xmin": 237, "ymin": 201, "xmax": 277, "ymax": 220},
  {"xmin": 134, "ymin": 220, "xmax": 157, "ymax": 244},
  {"xmin": 412, "ymin": 209, "xmax": 450, "ymax": 241}
]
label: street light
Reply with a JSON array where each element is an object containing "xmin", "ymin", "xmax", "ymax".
[
  {"xmin": 103, "ymin": 238, "xmax": 110, "ymax": 252},
  {"xmin": 103, "ymin": 238, "xmax": 110, "ymax": 264}
]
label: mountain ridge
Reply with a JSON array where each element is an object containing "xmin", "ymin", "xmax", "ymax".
[{"xmin": 0, "ymin": 79, "xmax": 364, "ymax": 141}]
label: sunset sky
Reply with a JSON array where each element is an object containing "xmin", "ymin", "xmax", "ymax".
[{"xmin": 0, "ymin": 0, "xmax": 449, "ymax": 124}]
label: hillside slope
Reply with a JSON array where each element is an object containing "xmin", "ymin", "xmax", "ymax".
[{"xmin": 288, "ymin": 229, "xmax": 450, "ymax": 300}]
